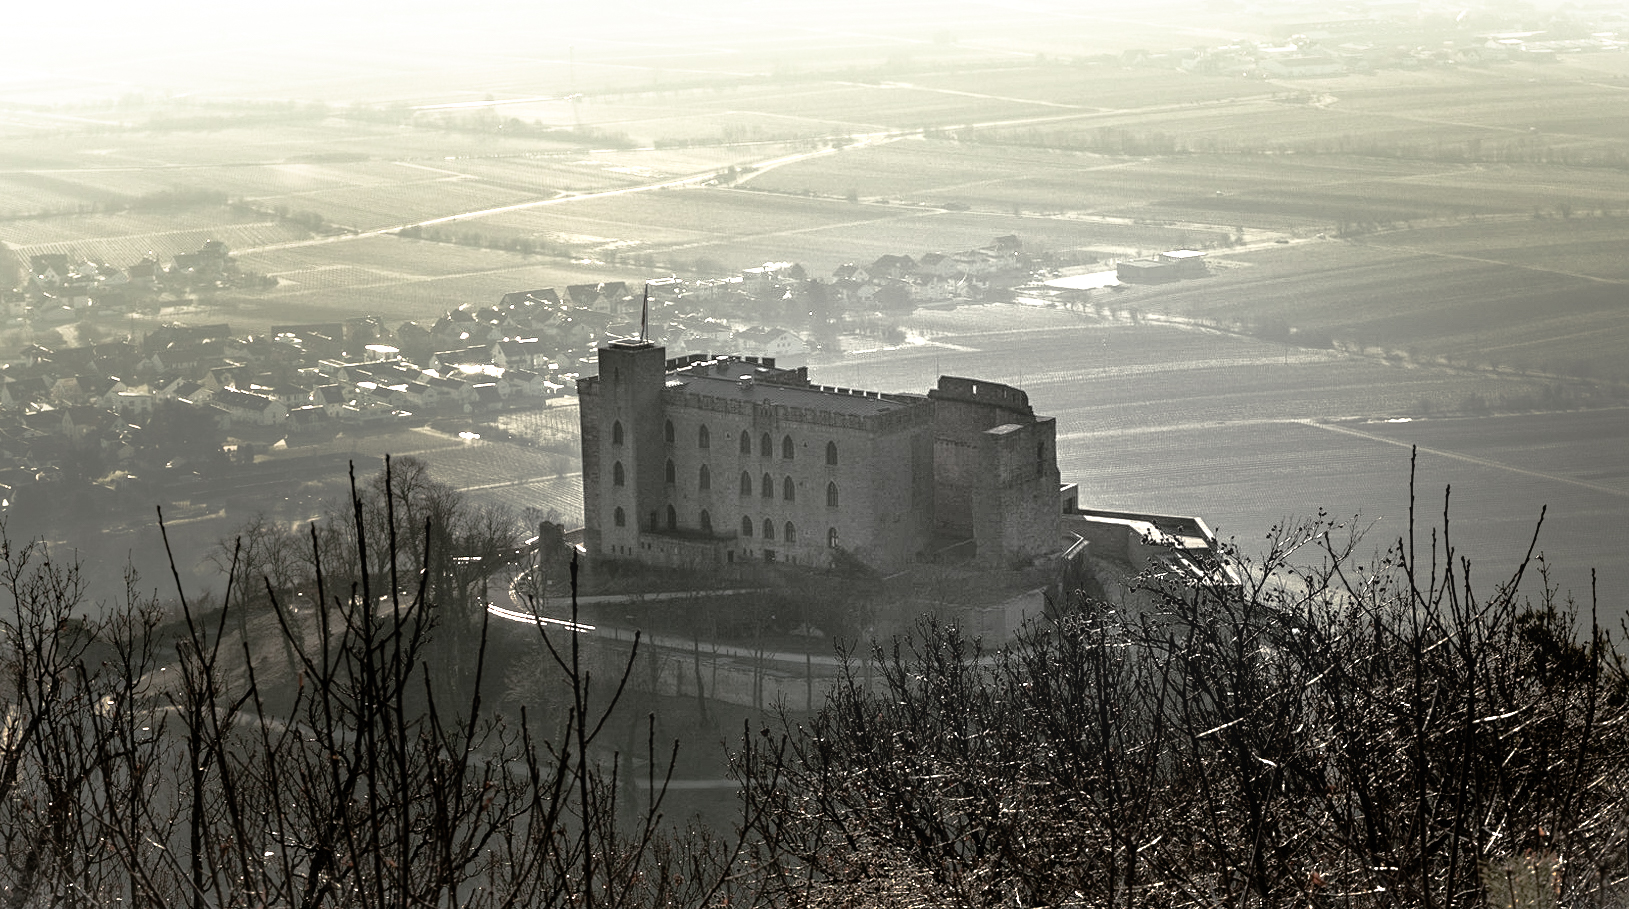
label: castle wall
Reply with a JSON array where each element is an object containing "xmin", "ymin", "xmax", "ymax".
[
  {"xmin": 969, "ymin": 418, "xmax": 1061, "ymax": 566},
  {"xmin": 658, "ymin": 380, "xmax": 934, "ymax": 570},
  {"xmin": 929, "ymin": 376, "xmax": 1060, "ymax": 565},
  {"xmin": 583, "ymin": 351, "xmax": 1060, "ymax": 574}
]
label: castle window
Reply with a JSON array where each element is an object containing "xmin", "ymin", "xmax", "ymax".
[
  {"xmin": 826, "ymin": 440, "xmax": 838, "ymax": 466},
  {"xmin": 665, "ymin": 459, "xmax": 676, "ymax": 484},
  {"xmin": 1037, "ymin": 441, "xmax": 1045, "ymax": 478},
  {"xmin": 828, "ymin": 527, "xmax": 839, "ymax": 548},
  {"xmin": 664, "ymin": 420, "xmax": 675, "ymax": 444},
  {"xmin": 699, "ymin": 424, "xmax": 710, "ymax": 448},
  {"xmin": 666, "ymin": 504, "xmax": 676, "ymax": 531},
  {"xmin": 762, "ymin": 518, "xmax": 775, "ymax": 540},
  {"xmin": 826, "ymin": 482, "xmax": 839, "ymax": 508},
  {"xmin": 761, "ymin": 473, "xmax": 773, "ymax": 498},
  {"xmin": 760, "ymin": 432, "xmax": 772, "ymax": 456},
  {"xmin": 782, "ymin": 435, "xmax": 794, "ymax": 459},
  {"xmin": 648, "ymin": 511, "xmax": 657, "ymax": 531},
  {"xmin": 783, "ymin": 476, "xmax": 795, "ymax": 501},
  {"xmin": 614, "ymin": 506, "xmax": 625, "ymax": 527},
  {"xmin": 612, "ymin": 421, "xmax": 624, "ymax": 446},
  {"xmin": 740, "ymin": 433, "xmax": 751, "ymax": 455},
  {"xmin": 700, "ymin": 509, "xmax": 713, "ymax": 534},
  {"xmin": 784, "ymin": 522, "xmax": 796, "ymax": 544},
  {"xmin": 613, "ymin": 461, "xmax": 625, "ymax": 486},
  {"xmin": 740, "ymin": 471, "xmax": 752, "ymax": 496},
  {"xmin": 741, "ymin": 516, "xmax": 753, "ymax": 537},
  {"xmin": 699, "ymin": 464, "xmax": 711, "ymax": 490}
]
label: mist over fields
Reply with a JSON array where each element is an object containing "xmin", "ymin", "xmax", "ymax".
[{"xmin": 2, "ymin": 0, "xmax": 1628, "ymax": 619}]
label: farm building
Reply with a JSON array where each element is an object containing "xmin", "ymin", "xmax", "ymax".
[
  {"xmin": 577, "ymin": 339, "xmax": 1065, "ymax": 572},
  {"xmin": 1158, "ymin": 249, "xmax": 1208, "ymax": 278},
  {"xmin": 1116, "ymin": 258, "xmax": 1179, "ymax": 284}
]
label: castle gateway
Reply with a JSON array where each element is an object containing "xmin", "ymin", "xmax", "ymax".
[{"xmin": 578, "ymin": 339, "xmax": 1065, "ymax": 572}]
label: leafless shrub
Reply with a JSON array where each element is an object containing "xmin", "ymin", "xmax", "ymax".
[
  {"xmin": 0, "ymin": 456, "xmax": 739, "ymax": 907},
  {"xmin": 741, "ymin": 452, "xmax": 1629, "ymax": 908}
]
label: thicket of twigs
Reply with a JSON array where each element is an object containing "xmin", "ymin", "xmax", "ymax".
[
  {"xmin": 1, "ymin": 453, "xmax": 1624, "ymax": 908},
  {"xmin": 0, "ymin": 456, "xmax": 736, "ymax": 908},
  {"xmin": 739, "ymin": 466, "xmax": 1629, "ymax": 908}
]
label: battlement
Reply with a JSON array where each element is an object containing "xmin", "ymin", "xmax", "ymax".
[{"xmin": 929, "ymin": 376, "xmax": 1032, "ymax": 415}]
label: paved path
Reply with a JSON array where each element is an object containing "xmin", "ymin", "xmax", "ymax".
[{"xmin": 486, "ymin": 584, "xmax": 848, "ymax": 667}]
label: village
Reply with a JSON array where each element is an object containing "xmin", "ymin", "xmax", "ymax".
[{"xmin": 0, "ymin": 231, "xmax": 1114, "ymax": 517}]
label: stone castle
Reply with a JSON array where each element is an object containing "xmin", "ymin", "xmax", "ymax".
[{"xmin": 577, "ymin": 338, "xmax": 1072, "ymax": 572}]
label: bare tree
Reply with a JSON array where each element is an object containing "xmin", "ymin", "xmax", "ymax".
[
  {"xmin": 740, "ymin": 455, "xmax": 1629, "ymax": 908},
  {"xmin": 0, "ymin": 454, "xmax": 741, "ymax": 908}
]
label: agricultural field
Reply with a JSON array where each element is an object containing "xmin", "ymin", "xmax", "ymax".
[
  {"xmin": 7, "ymin": 0, "xmax": 1629, "ymax": 623},
  {"xmin": 2, "ymin": 218, "xmax": 309, "ymax": 266},
  {"xmin": 905, "ymin": 65, "xmax": 1273, "ymax": 110},
  {"xmin": 804, "ymin": 307, "xmax": 1629, "ymax": 619},
  {"xmin": 741, "ymin": 139, "xmax": 1629, "ymax": 232},
  {"xmin": 222, "ymin": 237, "xmax": 656, "ymax": 332},
  {"xmin": 1095, "ymin": 232, "xmax": 1629, "ymax": 381}
]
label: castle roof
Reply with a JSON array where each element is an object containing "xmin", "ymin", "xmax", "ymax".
[{"xmin": 665, "ymin": 360, "xmax": 923, "ymax": 419}]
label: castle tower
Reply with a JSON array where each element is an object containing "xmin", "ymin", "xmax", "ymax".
[
  {"xmin": 929, "ymin": 377, "xmax": 1061, "ymax": 566},
  {"xmin": 579, "ymin": 338, "xmax": 668, "ymax": 557}
]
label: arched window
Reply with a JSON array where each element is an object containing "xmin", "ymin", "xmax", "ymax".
[
  {"xmin": 760, "ymin": 432, "xmax": 771, "ymax": 456},
  {"xmin": 783, "ymin": 476, "xmax": 795, "ymax": 501},
  {"xmin": 648, "ymin": 510, "xmax": 657, "ymax": 531},
  {"xmin": 784, "ymin": 522, "xmax": 796, "ymax": 544},
  {"xmin": 699, "ymin": 424, "xmax": 710, "ymax": 448},
  {"xmin": 762, "ymin": 518, "xmax": 775, "ymax": 540},
  {"xmin": 1037, "ymin": 440, "xmax": 1045, "ymax": 478},
  {"xmin": 666, "ymin": 504, "xmax": 676, "ymax": 531},
  {"xmin": 741, "ymin": 516, "xmax": 753, "ymax": 537},
  {"xmin": 761, "ymin": 473, "xmax": 773, "ymax": 497},
  {"xmin": 664, "ymin": 420, "xmax": 674, "ymax": 444},
  {"xmin": 613, "ymin": 461, "xmax": 625, "ymax": 486},
  {"xmin": 740, "ymin": 432, "xmax": 751, "ymax": 455},
  {"xmin": 828, "ymin": 527, "xmax": 839, "ymax": 548},
  {"xmin": 739, "ymin": 471, "xmax": 752, "ymax": 496},
  {"xmin": 826, "ymin": 440, "xmax": 837, "ymax": 466},
  {"xmin": 614, "ymin": 506, "xmax": 625, "ymax": 527},
  {"xmin": 782, "ymin": 435, "xmax": 794, "ymax": 459},
  {"xmin": 612, "ymin": 420, "xmax": 624, "ymax": 446},
  {"xmin": 664, "ymin": 459, "xmax": 675, "ymax": 484},
  {"xmin": 826, "ymin": 482, "xmax": 838, "ymax": 508},
  {"xmin": 699, "ymin": 464, "xmax": 710, "ymax": 490},
  {"xmin": 700, "ymin": 509, "xmax": 712, "ymax": 534}
]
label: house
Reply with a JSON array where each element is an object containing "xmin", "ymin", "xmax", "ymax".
[
  {"xmin": 499, "ymin": 288, "xmax": 562, "ymax": 309},
  {"xmin": 432, "ymin": 347, "xmax": 494, "ymax": 371},
  {"xmin": 733, "ymin": 327, "xmax": 810, "ymax": 360},
  {"xmin": 212, "ymin": 388, "xmax": 289, "ymax": 427},
  {"xmin": 312, "ymin": 384, "xmax": 347, "ymax": 415},
  {"xmin": 492, "ymin": 339, "xmax": 551, "ymax": 371},
  {"xmin": 470, "ymin": 383, "xmax": 505, "ymax": 411},
  {"xmin": 832, "ymin": 263, "xmax": 870, "ymax": 283},
  {"xmin": 503, "ymin": 368, "xmax": 558, "ymax": 398},
  {"xmin": 566, "ymin": 284, "xmax": 609, "ymax": 310},
  {"xmin": 915, "ymin": 252, "xmax": 961, "ymax": 283},
  {"xmin": 29, "ymin": 254, "xmax": 75, "ymax": 289},
  {"xmin": 869, "ymin": 255, "xmax": 917, "ymax": 280},
  {"xmin": 741, "ymin": 262, "xmax": 805, "ymax": 289},
  {"xmin": 287, "ymin": 405, "xmax": 335, "ymax": 435}
]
